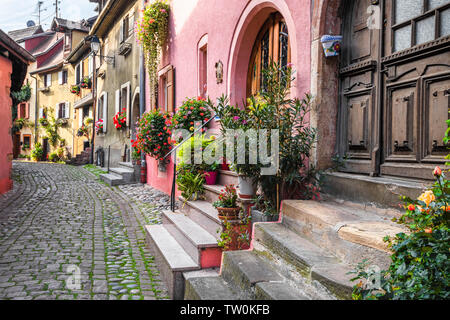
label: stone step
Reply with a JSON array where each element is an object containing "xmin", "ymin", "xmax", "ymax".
[
  {"xmin": 221, "ymin": 250, "xmax": 335, "ymax": 300},
  {"xmin": 145, "ymin": 225, "xmax": 200, "ymax": 300},
  {"xmin": 322, "ymin": 171, "xmax": 428, "ymax": 209},
  {"xmin": 162, "ymin": 210, "xmax": 222, "ymax": 268},
  {"xmin": 217, "ymin": 170, "xmax": 238, "ymax": 186},
  {"xmin": 184, "ymin": 276, "xmax": 237, "ymax": 300},
  {"xmin": 281, "ymin": 199, "xmax": 408, "ymax": 267},
  {"xmin": 179, "ymin": 198, "xmax": 222, "ymax": 238},
  {"xmin": 109, "ymin": 167, "xmax": 135, "ymax": 183},
  {"xmin": 118, "ymin": 161, "xmax": 134, "ymax": 169},
  {"xmin": 99, "ymin": 172, "xmax": 126, "ymax": 186},
  {"xmin": 253, "ymin": 222, "xmax": 354, "ymax": 299}
]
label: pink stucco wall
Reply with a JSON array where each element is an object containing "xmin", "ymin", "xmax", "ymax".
[
  {"xmin": 0, "ymin": 55, "xmax": 13, "ymax": 194},
  {"xmin": 145, "ymin": 0, "xmax": 311, "ymax": 194}
]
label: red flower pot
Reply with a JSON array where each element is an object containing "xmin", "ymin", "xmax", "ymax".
[{"xmin": 204, "ymin": 171, "xmax": 218, "ymax": 185}]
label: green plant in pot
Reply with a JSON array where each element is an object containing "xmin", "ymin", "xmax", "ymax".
[
  {"xmin": 213, "ymin": 184, "xmax": 241, "ymax": 221},
  {"xmin": 202, "ymin": 161, "xmax": 219, "ymax": 185},
  {"xmin": 31, "ymin": 142, "xmax": 43, "ymax": 161},
  {"xmin": 176, "ymin": 163, "xmax": 205, "ymax": 206}
]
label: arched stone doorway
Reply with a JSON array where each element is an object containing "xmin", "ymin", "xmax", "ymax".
[{"xmin": 227, "ymin": 0, "xmax": 301, "ymax": 106}]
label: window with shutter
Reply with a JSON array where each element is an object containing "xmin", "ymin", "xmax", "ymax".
[
  {"xmin": 103, "ymin": 92, "xmax": 108, "ymax": 133},
  {"xmin": 115, "ymin": 89, "xmax": 121, "ymax": 114},
  {"xmin": 158, "ymin": 66, "xmax": 175, "ymax": 113},
  {"xmin": 64, "ymin": 102, "xmax": 70, "ymax": 119}
]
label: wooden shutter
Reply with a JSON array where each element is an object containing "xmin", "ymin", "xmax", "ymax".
[
  {"xmin": 88, "ymin": 55, "xmax": 93, "ymax": 77},
  {"xmin": 125, "ymin": 83, "xmax": 131, "ymax": 126},
  {"xmin": 55, "ymin": 103, "xmax": 60, "ymax": 119},
  {"xmin": 78, "ymin": 109, "xmax": 83, "ymax": 128},
  {"xmin": 25, "ymin": 103, "xmax": 29, "ymax": 119},
  {"xmin": 115, "ymin": 89, "xmax": 120, "ymax": 114},
  {"xmin": 166, "ymin": 67, "xmax": 175, "ymax": 113},
  {"xmin": 128, "ymin": 10, "xmax": 135, "ymax": 36},
  {"xmin": 39, "ymin": 108, "xmax": 44, "ymax": 119},
  {"xmin": 119, "ymin": 20, "xmax": 124, "ymax": 44},
  {"xmin": 58, "ymin": 71, "xmax": 63, "ymax": 85},
  {"xmin": 103, "ymin": 93, "xmax": 108, "ymax": 133},
  {"xmin": 64, "ymin": 102, "xmax": 70, "ymax": 119}
]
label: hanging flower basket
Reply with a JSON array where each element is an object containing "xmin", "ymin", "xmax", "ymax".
[{"xmin": 320, "ymin": 35, "xmax": 342, "ymax": 57}]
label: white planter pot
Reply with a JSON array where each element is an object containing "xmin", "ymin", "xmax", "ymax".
[
  {"xmin": 238, "ymin": 175, "xmax": 256, "ymax": 199},
  {"xmin": 320, "ymin": 35, "xmax": 342, "ymax": 57}
]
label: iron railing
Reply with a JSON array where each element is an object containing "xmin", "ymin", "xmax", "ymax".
[{"xmin": 162, "ymin": 113, "xmax": 216, "ymax": 212}]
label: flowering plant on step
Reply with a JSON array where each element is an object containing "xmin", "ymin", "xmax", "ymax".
[
  {"xmin": 133, "ymin": 109, "xmax": 173, "ymax": 161},
  {"xmin": 350, "ymin": 166, "xmax": 450, "ymax": 300},
  {"xmin": 113, "ymin": 108, "xmax": 127, "ymax": 129}
]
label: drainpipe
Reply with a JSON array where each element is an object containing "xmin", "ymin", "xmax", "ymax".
[
  {"xmin": 30, "ymin": 74, "xmax": 38, "ymax": 144},
  {"xmin": 139, "ymin": 0, "xmax": 147, "ymax": 183}
]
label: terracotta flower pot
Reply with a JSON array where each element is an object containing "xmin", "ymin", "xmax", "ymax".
[
  {"xmin": 216, "ymin": 207, "xmax": 240, "ymax": 221},
  {"xmin": 204, "ymin": 171, "xmax": 218, "ymax": 185}
]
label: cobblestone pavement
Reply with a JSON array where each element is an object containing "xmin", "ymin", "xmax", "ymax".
[{"xmin": 0, "ymin": 161, "xmax": 169, "ymax": 300}]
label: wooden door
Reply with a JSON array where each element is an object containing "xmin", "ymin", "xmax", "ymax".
[
  {"xmin": 338, "ymin": 0, "xmax": 381, "ymax": 176},
  {"xmin": 13, "ymin": 133, "xmax": 21, "ymax": 159},
  {"xmin": 338, "ymin": 0, "xmax": 450, "ymax": 179}
]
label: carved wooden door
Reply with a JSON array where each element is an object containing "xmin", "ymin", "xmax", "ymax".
[{"xmin": 339, "ymin": 0, "xmax": 450, "ymax": 180}]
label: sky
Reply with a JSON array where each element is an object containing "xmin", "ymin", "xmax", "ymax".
[{"xmin": 0, "ymin": 0, "xmax": 98, "ymax": 32}]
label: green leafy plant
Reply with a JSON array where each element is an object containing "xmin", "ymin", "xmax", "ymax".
[
  {"xmin": 217, "ymin": 214, "xmax": 251, "ymax": 251},
  {"xmin": 350, "ymin": 167, "xmax": 449, "ymax": 300},
  {"xmin": 135, "ymin": 0, "xmax": 170, "ymax": 96},
  {"xmin": 31, "ymin": 142, "xmax": 43, "ymax": 161},
  {"xmin": 11, "ymin": 84, "xmax": 31, "ymax": 103},
  {"xmin": 176, "ymin": 169, "xmax": 205, "ymax": 205},
  {"xmin": 39, "ymin": 107, "xmax": 62, "ymax": 149},
  {"xmin": 71, "ymin": 85, "xmax": 80, "ymax": 95},
  {"xmin": 80, "ymin": 76, "xmax": 91, "ymax": 89},
  {"xmin": 443, "ymin": 116, "xmax": 450, "ymax": 166}
]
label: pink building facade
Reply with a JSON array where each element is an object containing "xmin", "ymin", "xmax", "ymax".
[{"xmin": 144, "ymin": 0, "xmax": 312, "ymax": 194}]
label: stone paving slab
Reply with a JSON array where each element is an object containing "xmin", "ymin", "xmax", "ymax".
[{"xmin": 0, "ymin": 161, "xmax": 170, "ymax": 300}]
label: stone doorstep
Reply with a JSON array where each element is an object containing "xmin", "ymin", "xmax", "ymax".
[
  {"xmin": 99, "ymin": 173, "xmax": 125, "ymax": 186},
  {"xmin": 337, "ymin": 221, "xmax": 406, "ymax": 253},
  {"xmin": 281, "ymin": 199, "xmax": 408, "ymax": 253},
  {"xmin": 178, "ymin": 197, "xmax": 222, "ymax": 237},
  {"xmin": 254, "ymin": 222, "xmax": 353, "ymax": 299}
]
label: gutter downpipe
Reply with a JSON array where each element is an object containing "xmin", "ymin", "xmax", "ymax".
[
  {"xmin": 30, "ymin": 74, "xmax": 38, "ymax": 144},
  {"xmin": 139, "ymin": 0, "xmax": 147, "ymax": 183}
]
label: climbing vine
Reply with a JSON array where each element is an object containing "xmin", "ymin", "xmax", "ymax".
[
  {"xmin": 135, "ymin": 0, "xmax": 170, "ymax": 97},
  {"xmin": 39, "ymin": 107, "xmax": 62, "ymax": 149}
]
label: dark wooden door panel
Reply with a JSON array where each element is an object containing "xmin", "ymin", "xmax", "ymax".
[
  {"xmin": 423, "ymin": 75, "xmax": 450, "ymax": 161},
  {"xmin": 385, "ymin": 84, "xmax": 417, "ymax": 161}
]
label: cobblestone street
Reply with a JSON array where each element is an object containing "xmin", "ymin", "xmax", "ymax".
[{"xmin": 0, "ymin": 161, "xmax": 169, "ymax": 300}]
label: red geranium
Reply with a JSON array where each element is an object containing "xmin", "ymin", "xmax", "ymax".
[{"xmin": 113, "ymin": 108, "xmax": 127, "ymax": 129}]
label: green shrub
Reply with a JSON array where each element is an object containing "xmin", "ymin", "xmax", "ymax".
[
  {"xmin": 31, "ymin": 142, "xmax": 43, "ymax": 161},
  {"xmin": 350, "ymin": 167, "xmax": 450, "ymax": 300}
]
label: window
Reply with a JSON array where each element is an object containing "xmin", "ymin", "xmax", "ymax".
[
  {"xmin": 18, "ymin": 102, "xmax": 28, "ymax": 119},
  {"xmin": 22, "ymin": 135, "xmax": 31, "ymax": 150},
  {"xmin": 120, "ymin": 15, "xmax": 129, "ymax": 44},
  {"xmin": 247, "ymin": 13, "xmax": 290, "ymax": 97},
  {"xmin": 56, "ymin": 102, "xmax": 69, "ymax": 119},
  {"xmin": 75, "ymin": 63, "xmax": 83, "ymax": 84},
  {"xmin": 198, "ymin": 44, "xmax": 208, "ymax": 98},
  {"xmin": 157, "ymin": 65, "xmax": 175, "ymax": 113},
  {"xmin": 58, "ymin": 70, "xmax": 68, "ymax": 85},
  {"xmin": 64, "ymin": 32, "xmax": 71, "ymax": 51},
  {"xmin": 39, "ymin": 107, "xmax": 47, "ymax": 119},
  {"xmin": 120, "ymin": 82, "xmax": 130, "ymax": 126},
  {"xmin": 44, "ymin": 73, "xmax": 52, "ymax": 87},
  {"xmin": 392, "ymin": 0, "xmax": 450, "ymax": 52},
  {"xmin": 98, "ymin": 92, "xmax": 108, "ymax": 133}
]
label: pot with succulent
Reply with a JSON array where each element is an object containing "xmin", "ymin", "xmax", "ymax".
[{"xmin": 212, "ymin": 184, "xmax": 241, "ymax": 221}]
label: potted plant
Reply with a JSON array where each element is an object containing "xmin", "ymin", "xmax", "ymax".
[
  {"xmin": 203, "ymin": 161, "xmax": 219, "ymax": 185},
  {"xmin": 80, "ymin": 76, "xmax": 92, "ymax": 89},
  {"xmin": 71, "ymin": 85, "xmax": 80, "ymax": 95},
  {"xmin": 212, "ymin": 184, "xmax": 241, "ymax": 221},
  {"xmin": 320, "ymin": 35, "xmax": 342, "ymax": 57},
  {"xmin": 113, "ymin": 108, "xmax": 127, "ymax": 129},
  {"xmin": 176, "ymin": 165, "xmax": 205, "ymax": 207}
]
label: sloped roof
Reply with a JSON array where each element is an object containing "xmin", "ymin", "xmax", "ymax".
[
  {"xmin": 51, "ymin": 17, "xmax": 90, "ymax": 32},
  {"xmin": 8, "ymin": 25, "xmax": 44, "ymax": 42}
]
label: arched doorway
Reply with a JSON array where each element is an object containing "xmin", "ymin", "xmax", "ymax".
[{"xmin": 337, "ymin": 0, "xmax": 450, "ymax": 180}]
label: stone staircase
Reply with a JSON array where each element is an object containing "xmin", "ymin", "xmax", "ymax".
[
  {"xmin": 99, "ymin": 162, "xmax": 140, "ymax": 186},
  {"xmin": 183, "ymin": 171, "xmax": 429, "ymax": 300},
  {"xmin": 66, "ymin": 147, "xmax": 91, "ymax": 166},
  {"xmin": 145, "ymin": 169, "xmax": 247, "ymax": 300}
]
